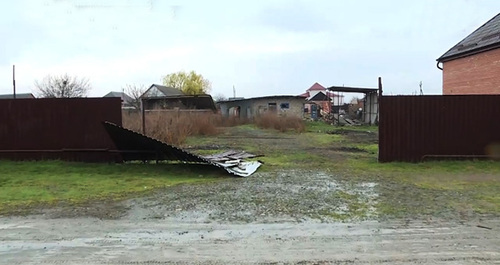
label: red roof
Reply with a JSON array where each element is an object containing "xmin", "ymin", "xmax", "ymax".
[
  {"xmin": 307, "ymin": 82, "xmax": 325, "ymax": 91},
  {"xmin": 298, "ymin": 92, "xmax": 309, "ymax": 98}
]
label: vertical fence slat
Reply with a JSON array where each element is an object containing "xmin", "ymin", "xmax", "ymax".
[
  {"xmin": 379, "ymin": 95, "xmax": 500, "ymax": 162},
  {"xmin": 0, "ymin": 98, "xmax": 122, "ymax": 162}
]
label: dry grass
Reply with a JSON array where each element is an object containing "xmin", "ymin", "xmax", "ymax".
[
  {"xmin": 218, "ymin": 115, "xmax": 250, "ymax": 127},
  {"xmin": 123, "ymin": 110, "xmax": 220, "ymax": 146},
  {"xmin": 254, "ymin": 112, "xmax": 306, "ymax": 133},
  {"xmin": 123, "ymin": 110, "xmax": 304, "ymax": 145}
]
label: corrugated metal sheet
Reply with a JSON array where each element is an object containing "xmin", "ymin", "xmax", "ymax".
[
  {"xmin": 102, "ymin": 122, "xmax": 262, "ymax": 177},
  {"xmin": 0, "ymin": 98, "xmax": 122, "ymax": 162},
  {"xmin": 103, "ymin": 121, "xmax": 208, "ymax": 163},
  {"xmin": 379, "ymin": 95, "xmax": 500, "ymax": 162}
]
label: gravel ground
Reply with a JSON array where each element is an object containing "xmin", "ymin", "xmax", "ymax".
[{"xmin": 125, "ymin": 171, "xmax": 379, "ymax": 223}]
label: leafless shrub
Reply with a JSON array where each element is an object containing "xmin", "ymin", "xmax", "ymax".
[{"xmin": 123, "ymin": 84, "xmax": 147, "ymax": 110}]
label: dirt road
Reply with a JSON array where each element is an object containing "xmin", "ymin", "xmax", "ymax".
[
  {"xmin": 2, "ymin": 169, "xmax": 499, "ymax": 265},
  {"xmin": 1, "ymin": 214, "xmax": 499, "ymax": 264},
  {"xmin": 2, "ymin": 170, "xmax": 500, "ymax": 264}
]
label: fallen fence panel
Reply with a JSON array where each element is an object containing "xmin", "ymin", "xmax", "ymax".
[{"xmin": 102, "ymin": 122, "xmax": 262, "ymax": 177}]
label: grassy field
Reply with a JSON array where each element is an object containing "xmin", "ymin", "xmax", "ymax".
[
  {"xmin": 0, "ymin": 161, "xmax": 224, "ymax": 214},
  {"xmin": 1, "ymin": 120, "xmax": 500, "ymax": 220}
]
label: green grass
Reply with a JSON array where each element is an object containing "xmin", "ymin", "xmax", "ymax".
[
  {"xmin": 305, "ymin": 132, "xmax": 344, "ymax": 145},
  {"xmin": 344, "ymin": 158, "xmax": 500, "ymax": 175},
  {"xmin": 258, "ymin": 152, "xmax": 328, "ymax": 171},
  {"xmin": 0, "ymin": 161, "xmax": 224, "ymax": 214},
  {"xmin": 306, "ymin": 121, "xmax": 377, "ymax": 133},
  {"xmin": 340, "ymin": 158, "xmax": 500, "ymax": 218}
]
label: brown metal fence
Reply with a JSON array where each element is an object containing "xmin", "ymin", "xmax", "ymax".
[
  {"xmin": 0, "ymin": 98, "xmax": 122, "ymax": 162},
  {"xmin": 379, "ymin": 95, "xmax": 500, "ymax": 162}
]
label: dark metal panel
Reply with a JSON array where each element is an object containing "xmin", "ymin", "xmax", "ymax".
[
  {"xmin": 0, "ymin": 98, "xmax": 122, "ymax": 162},
  {"xmin": 102, "ymin": 122, "xmax": 208, "ymax": 163},
  {"xmin": 102, "ymin": 122, "xmax": 262, "ymax": 177},
  {"xmin": 379, "ymin": 95, "xmax": 500, "ymax": 162},
  {"xmin": 326, "ymin": 86, "xmax": 378, "ymax": 93}
]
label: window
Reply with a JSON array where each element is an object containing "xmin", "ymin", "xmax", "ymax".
[
  {"xmin": 268, "ymin": 102, "xmax": 277, "ymax": 112},
  {"xmin": 280, "ymin": 103, "xmax": 290, "ymax": 109}
]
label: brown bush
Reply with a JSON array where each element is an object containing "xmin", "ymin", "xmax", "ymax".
[
  {"xmin": 122, "ymin": 110, "xmax": 304, "ymax": 146},
  {"xmin": 254, "ymin": 112, "xmax": 305, "ymax": 133},
  {"xmin": 220, "ymin": 115, "xmax": 249, "ymax": 127},
  {"xmin": 122, "ymin": 110, "xmax": 220, "ymax": 146}
]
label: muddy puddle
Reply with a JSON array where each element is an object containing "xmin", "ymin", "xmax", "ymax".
[{"xmin": 123, "ymin": 171, "xmax": 380, "ymax": 223}]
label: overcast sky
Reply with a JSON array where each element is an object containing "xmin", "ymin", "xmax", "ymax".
[{"xmin": 1, "ymin": 0, "xmax": 500, "ymax": 99}]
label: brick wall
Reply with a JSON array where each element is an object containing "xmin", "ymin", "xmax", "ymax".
[{"xmin": 443, "ymin": 48, "xmax": 500, "ymax": 94}]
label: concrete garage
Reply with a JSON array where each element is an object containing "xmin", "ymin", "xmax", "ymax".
[{"xmin": 218, "ymin": 95, "xmax": 306, "ymax": 119}]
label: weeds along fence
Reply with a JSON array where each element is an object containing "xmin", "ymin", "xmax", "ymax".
[
  {"xmin": 122, "ymin": 110, "xmax": 306, "ymax": 145},
  {"xmin": 123, "ymin": 110, "xmax": 222, "ymax": 146},
  {"xmin": 253, "ymin": 112, "xmax": 306, "ymax": 133}
]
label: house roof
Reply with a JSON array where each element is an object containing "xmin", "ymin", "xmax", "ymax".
[
  {"xmin": 219, "ymin": 95, "xmax": 306, "ymax": 104},
  {"xmin": 307, "ymin": 82, "xmax": 326, "ymax": 91},
  {"xmin": 155, "ymin": 84, "xmax": 184, "ymax": 96},
  {"xmin": 0, "ymin": 93, "xmax": 35, "ymax": 99},
  {"xmin": 437, "ymin": 13, "xmax": 500, "ymax": 62},
  {"xmin": 327, "ymin": 86, "xmax": 378, "ymax": 94},
  {"xmin": 103, "ymin": 91, "xmax": 133, "ymax": 103},
  {"xmin": 298, "ymin": 92, "xmax": 309, "ymax": 98},
  {"xmin": 143, "ymin": 94, "xmax": 216, "ymax": 110},
  {"xmin": 299, "ymin": 91, "xmax": 341, "ymax": 99},
  {"xmin": 141, "ymin": 84, "xmax": 184, "ymax": 98},
  {"xmin": 309, "ymin": 91, "xmax": 329, "ymax": 101}
]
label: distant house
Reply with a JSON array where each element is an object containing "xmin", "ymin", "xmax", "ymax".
[
  {"xmin": 140, "ymin": 84, "xmax": 215, "ymax": 111},
  {"xmin": 0, "ymin": 93, "xmax": 35, "ymax": 99},
  {"xmin": 299, "ymin": 82, "xmax": 344, "ymax": 115},
  {"xmin": 218, "ymin": 95, "xmax": 306, "ymax": 119},
  {"xmin": 103, "ymin": 91, "xmax": 134, "ymax": 109},
  {"xmin": 141, "ymin": 84, "xmax": 184, "ymax": 98},
  {"xmin": 437, "ymin": 13, "xmax": 500, "ymax": 94}
]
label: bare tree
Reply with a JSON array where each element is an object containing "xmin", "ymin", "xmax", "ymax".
[
  {"xmin": 34, "ymin": 74, "xmax": 91, "ymax": 98},
  {"xmin": 123, "ymin": 84, "xmax": 147, "ymax": 110},
  {"xmin": 213, "ymin": 93, "xmax": 228, "ymax": 102}
]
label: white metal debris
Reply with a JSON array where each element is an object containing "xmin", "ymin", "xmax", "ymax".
[{"xmin": 202, "ymin": 150, "xmax": 262, "ymax": 177}]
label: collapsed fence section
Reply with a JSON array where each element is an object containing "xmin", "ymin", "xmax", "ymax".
[
  {"xmin": 379, "ymin": 95, "xmax": 500, "ymax": 162},
  {"xmin": 0, "ymin": 98, "xmax": 122, "ymax": 162}
]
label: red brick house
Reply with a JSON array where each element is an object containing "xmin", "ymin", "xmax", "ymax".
[
  {"xmin": 299, "ymin": 82, "xmax": 343, "ymax": 114},
  {"xmin": 437, "ymin": 13, "xmax": 500, "ymax": 95}
]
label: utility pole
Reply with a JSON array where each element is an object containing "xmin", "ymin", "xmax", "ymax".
[
  {"xmin": 233, "ymin": 85, "xmax": 236, "ymax": 98},
  {"xmin": 12, "ymin": 65, "xmax": 16, "ymax": 99}
]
